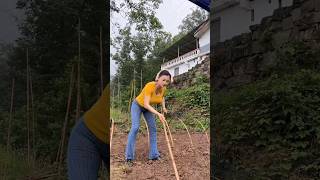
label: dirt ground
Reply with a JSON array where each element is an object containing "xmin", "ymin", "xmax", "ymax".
[{"xmin": 111, "ymin": 131, "xmax": 210, "ymax": 180}]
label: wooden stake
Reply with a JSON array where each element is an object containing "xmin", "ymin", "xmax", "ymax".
[
  {"xmin": 164, "ymin": 120, "xmax": 174, "ymax": 148},
  {"xmin": 75, "ymin": 18, "xmax": 81, "ymax": 121},
  {"xmin": 196, "ymin": 119, "xmax": 209, "ymax": 143},
  {"xmin": 110, "ymin": 118, "xmax": 115, "ymax": 152},
  {"xmin": 6, "ymin": 78, "xmax": 15, "ymax": 152},
  {"xmin": 26, "ymin": 48, "xmax": 30, "ymax": 166},
  {"xmin": 117, "ymin": 76, "xmax": 120, "ymax": 106},
  {"xmin": 57, "ymin": 65, "xmax": 75, "ymax": 176},
  {"xmin": 161, "ymin": 111, "xmax": 174, "ymax": 148},
  {"xmin": 140, "ymin": 69, "xmax": 142, "ymax": 91},
  {"xmin": 99, "ymin": 26, "xmax": 104, "ymax": 95},
  {"xmin": 177, "ymin": 118, "xmax": 193, "ymax": 147},
  {"xmin": 178, "ymin": 118, "xmax": 209, "ymax": 167},
  {"xmin": 29, "ymin": 67, "xmax": 36, "ymax": 164},
  {"xmin": 112, "ymin": 88, "xmax": 115, "ymax": 109}
]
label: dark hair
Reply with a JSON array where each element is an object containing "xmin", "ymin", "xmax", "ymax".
[{"xmin": 158, "ymin": 70, "xmax": 171, "ymax": 79}]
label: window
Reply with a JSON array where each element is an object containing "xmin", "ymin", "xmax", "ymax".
[
  {"xmin": 278, "ymin": 0, "xmax": 282, "ymax": 8},
  {"xmin": 174, "ymin": 67, "xmax": 179, "ymax": 76},
  {"xmin": 251, "ymin": 9, "xmax": 255, "ymax": 22}
]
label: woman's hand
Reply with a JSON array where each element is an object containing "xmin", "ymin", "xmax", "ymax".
[
  {"xmin": 162, "ymin": 108, "xmax": 168, "ymax": 114},
  {"xmin": 157, "ymin": 113, "xmax": 166, "ymax": 123}
]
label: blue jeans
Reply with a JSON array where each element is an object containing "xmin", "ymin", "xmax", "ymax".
[
  {"xmin": 125, "ymin": 100, "xmax": 160, "ymax": 160},
  {"xmin": 67, "ymin": 117, "xmax": 109, "ymax": 180}
]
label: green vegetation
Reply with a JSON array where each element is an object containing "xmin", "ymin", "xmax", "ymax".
[
  {"xmin": 111, "ymin": 81, "xmax": 210, "ymax": 134},
  {"xmin": 213, "ymin": 41, "xmax": 320, "ymax": 179}
]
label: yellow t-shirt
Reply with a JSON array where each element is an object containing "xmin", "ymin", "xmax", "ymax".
[
  {"xmin": 135, "ymin": 81, "xmax": 166, "ymax": 107},
  {"xmin": 83, "ymin": 84, "xmax": 109, "ymax": 144}
]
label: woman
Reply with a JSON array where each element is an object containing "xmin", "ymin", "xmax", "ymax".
[
  {"xmin": 67, "ymin": 85, "xmax": 109, "ymax": 179},
  {"xmin": 125, "ymin": 70, "xmax": 171, "ymax": 165}
]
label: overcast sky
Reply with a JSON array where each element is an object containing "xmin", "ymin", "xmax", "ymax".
[
  {"xmin": 110, "ymin": 0, "xmax": 199, "ymax": 77},
  {"xmin": 0, "ymin": 0, "xmax": 23, "ymax": 44},
  {"xmin": 0, "ymin": 0, "xmax": 200, "ymax": 78}
]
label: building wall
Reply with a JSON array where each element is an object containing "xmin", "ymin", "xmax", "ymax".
[
  {"xmin": 213, "ymin": 0, "xmax": 293, "ymax": 43},
  {"xmin": 199, "ymin": 28, "xmax": 210, "ymax": 47},
  {"xmin": 166, "ymin": 57, "xmax": 202, "ymax": 77},
  {"xmin": 162, "ymin": 21, "xmax": 210, "ymax": 77}
]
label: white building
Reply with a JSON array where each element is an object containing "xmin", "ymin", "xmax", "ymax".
[
  {"xmin": 161, "ymin": 0, "xmax": 294, "ymax": 78},
  {"xmin": 161, "ymin": 20, "xmax": 210, "ymax": 77},
  {"xmin": 212, "ymin": 0, "xmax": 293, "ymax": 44}
]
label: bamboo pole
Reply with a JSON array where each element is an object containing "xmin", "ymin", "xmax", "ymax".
[
  {"xmin": 164, "ymin": 120, "xmax": 174, "ymax": 148},
  {"xmin": 140, "ymin": 69, "xmax": 142, "ymax": 91},
  {"xmin": 177, "ymin": 118, "xmax": 193, "ymax": 147},
  {"xmin": 161, "ymin": 120, "xmax": 180, "ymax": 180},
  {"xmin": 75, "ymin": 17, "xmax": 81, "ymax": 121},
  {"xmin": 29, "ymin": 67, "xmax": 36, "ymax": 165},
  {"xmin": 99, "ymin": 26, "xmax": 103, "ymax": 95},
  {"xmin": 110, "ymin": 118, "xmax": 115, "ymax": 152},
  {"xmin": 6, "ymin": 78, "xmax": 15, "ymax": 152},
  {"xmin": 161, "ymin": 110, "xmax": 174, "ymax": 148},
  {"xmin": 133, "ymin": 68, "xmax": 135, "ymax": 98},
  {"xmin": 26, "ymin": 48, "xmax": 30, "ymax": 166},
  {"xmin": 57, "ymin": 65, "xmax": 75, "ymax": 177},
  {"xmin": 178, "ymin": 118, "xmax": 209, "ymax": 167},
  {"xmin": 196, "ymin": 119, "xmax": 209, "ymax": 143},
  {"xmin": 112, "ymin": 88, "xmax": 115, "ymax": 109},
  {"xmin": 117, "ymin": 76, "xmax": 120, "ymax": 106}
]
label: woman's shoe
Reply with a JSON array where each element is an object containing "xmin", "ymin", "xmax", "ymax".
[{"xmin": 150, "ymin": 155, "xmax": 161, "ymax": 161}]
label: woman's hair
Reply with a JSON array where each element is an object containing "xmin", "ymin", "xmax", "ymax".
[{"xmin": 155, "ymin": 70, "xmax": 172, "ymax": 83}]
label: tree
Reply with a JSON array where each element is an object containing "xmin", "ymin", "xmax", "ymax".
[
  {"xmin": 111, "ymin": 0, "xmax": 167, "ymax": 108},
  {"xmin": 178, "ymin": 7, "xmax": 208, "ymax": 35}
]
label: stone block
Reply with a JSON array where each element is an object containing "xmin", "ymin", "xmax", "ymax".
[
  {"xmin": 231, "ymin": 44, "xmax": 251, "ymax": 61},
  {"xmin": 258, "ymin": 51, "xmax": 277, "ymax": 71},
  {"xmin": 301, "ymin": 28, "xmax": 318, "ymax": 40},
  {"xmin": 301, "ymin": 0, "xmax": 316, "ymax": 14},
  {"xmin": 282, "ymin": 17, "xmax": 294, "ymax": 31},
  {"xmin": 309, "ymin": 12, "xmax": 320, "ymax": 24},
  {"xmin": 251, "ymin": 41, "xmax": 264, "ymax": 54},
  {"xmin": 269, "ymin": 20, "xmax": 282, "ymax": 32},
  {"xmin": 225, "ymin": 74, "xmax": 253, "ymax": 88},
  {"xmin": 216, "ymin": 63, "xmax": 233, "ymax": 78},
  {"xmin": 232, "ymin": 60, "xmax": 246, "ymax": 75},
  {"xmin": 289, "ymin": 28, "xmax": 302, "ymax": 41},
  {"xmin": 272, "ymin": 31, "xmax": 290, "ymax": 48},
  {"xmin": 273, "ymin": 7, "xmax": 292, "ymax": 21},
  {"xmin": 291, "ymin": 8, "xmax": 302, "ymax": 22},
  {"xmin": 252, "ymin": 30, "xmax": 262, "ymax": 40},
  {"xmin": 246, "ymin": 56, "xmax": 259, "ymax": 74}
]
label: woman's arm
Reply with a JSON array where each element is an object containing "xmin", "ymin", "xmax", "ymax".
[
  {"xmin": 162, "ymin": 98, "xmax": 167, "ymax": 114},
  {"xmin": 144, "ymin": 96, "xmax": 166, "ymax": 122}
]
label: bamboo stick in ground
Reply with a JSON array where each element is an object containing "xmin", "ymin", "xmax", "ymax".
[
  {"xmin": 195, "ymin": 119, "xmax": 209, "ymax": 143},
  {"xmin": 164, "ymin": 120, "xmax": 174, "ymax": 148},
  {"xmin": 26, "ymin": 48, "xmax": 30, "ymax": 166},
  {"xmin": 161, "ymin": 111, "xmax": 174, "ymax": 148},
  {"xmin": 161, "ymin": 120, "xmax": 180, "ymax": 180},
  {"xmin": 110, "ymin": 118, "xmax": 115, "ymax": 152},
  {"xmin": 57, "ymin": 65, "xmax": 75, "ymax": 177},
  {"xmin": 177, "ymin": 118, "xmax": 193, "ymax": 147},
  {"xmin": 7, "ymin": 78, "xmax": 14, "ymax": 152},
  {"xmin": 177, "ymin": 118, "xmax": 209, "ymax": 167}
]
